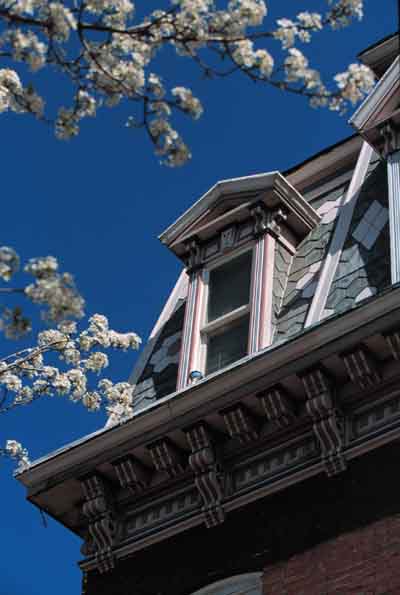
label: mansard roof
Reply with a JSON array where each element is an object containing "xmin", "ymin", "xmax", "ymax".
[{"xmin": 130, "ymin": 136, "xmax": 389, "ymax": 410}]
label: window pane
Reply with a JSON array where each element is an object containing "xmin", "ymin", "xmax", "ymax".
[
  {"xmin": 206, "ymin": 315, "xmax": 249, "ymax": 374},
  {"xmin": 208, "ymin": 251, "xmax": 252, "ymax": 322}
]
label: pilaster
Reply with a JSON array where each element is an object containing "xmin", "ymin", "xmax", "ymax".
[{"xmin": 388, "ymin": 149, "xmax": 400, "ymax": 284}]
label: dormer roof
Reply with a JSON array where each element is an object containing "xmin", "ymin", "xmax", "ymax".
[{"xmin": 159, "ymin": 172, "xmax": 320, "ymax": 261}]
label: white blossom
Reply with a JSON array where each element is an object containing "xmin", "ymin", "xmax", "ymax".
[
  {"xmin": 46, "ymin": 3, "xmax": 77, "ymax": 41},
  {"xmin": 327, "ymin": 0, "xmax": 363, "ymax": 28},
  {"xmin": 52, "ymin": 373, "xmax": 72, "ymax": 395},
  {"xmin": 1, "ymin": 373, "xmax": 22, "ymax": 392},
  {"xmin": 82, "ymin": 391, "xmax": 102, "ymax": 410},
  {"xmin": 334, "ymin": 63, "xmax": 375, "ymax": 104},
  {"xmin": 0, "ymin": 246, "xmax": 20, "ymax": 281},
  {"xmin": 172, "ymin": 87, "xmax": 203, "ymax": 119},
  {"xmin": 256, "ymin": 49, "xmax": 274, "ymax": 78},
  {"xmin": 25, "ymin": 257, "xmax": 85, "ymax": 322},
  {"xmin": 38, "ymin": 329, "xmax": 68, "ymax": 348},
  {"xmin": 148, "ymin": 73, "xmax": 165, "ymax": 98},
  {"xmin": 4, "ymin": 440, "xmax": 30, "ymax": 471},
  {"xmin": 84, "ymin": 351, "xmax": 109, "ymax": 373},
  {"xmin": 0, "ymin": 69, "xmax": 23, "ymax": 113}
]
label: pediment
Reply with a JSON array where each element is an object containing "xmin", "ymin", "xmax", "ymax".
[{"xmin": 159, "ymin": 172, "xmax": 320, "ymax": 261}]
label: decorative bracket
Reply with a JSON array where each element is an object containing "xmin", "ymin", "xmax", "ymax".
[
  {"xmin": 258, "ymin": 385, "xmax": 295, "ymax": 429},
  {"xmin": 380, "ymin": 120, "xmax": 400, "ymax": 157},
  {"xmin": 341, "ymin": 346, "xmax": 381, "ymax": 390},
  {"xmin": 147, "ymin": 438, "xmax": 186, "ymax": 479},
  {"xmin": 185, "ymin": 237, "xmax": 202, "ymax": 273},
  {"xmin": 385, "ymin": 329, "xmax": 400, "ymax": 361},
  {"xmin": 185, "ymin": 422, "xmax": 225, "ymax": 528},
  {"xmin": 80, "ymin": 473, "xmax": 118, "ymax": 573},
  {"xmin": 250, "ymin": 203, "xmax": 288, "ymax": 238},
  {"xmin": 220, "ymin": 403, "xmax": 259, "ymax": 444},
  {"xmin": 301, "ymin": 367, "xmax": 346, "ymax": 477},
  {"xmin": 112, "ymin": 455, "xmax": 150, "ymax": 494}
]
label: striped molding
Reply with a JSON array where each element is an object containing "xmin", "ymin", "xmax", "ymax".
[
  {"xmin": 388, "ymin": 151, "xmax": 400, "ymax": 284},
  {"xmin": 177, "ymin": 270, "xmax": 204, "ymax": 390},
  {"xmin": 248, "ymin": 233, "xmax": 275, "ymax": 353}
]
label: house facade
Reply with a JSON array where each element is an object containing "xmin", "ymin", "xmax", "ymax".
[{"xmin": 19, "ymin": 34, "xmax": 400, "ymax": 594}]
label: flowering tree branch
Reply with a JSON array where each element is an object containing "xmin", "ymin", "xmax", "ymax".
[
  {"xmin": 0, "ymin": 0, "xmax": 375, "ymax": 165},
  {"xmin": 0, "ymin": 247, "xmax": 141, "ymax": 472}
]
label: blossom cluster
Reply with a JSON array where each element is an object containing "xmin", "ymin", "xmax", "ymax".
[
  {"xmin": 0, "ymin": 0, "xmax": 374, "ymax": 164},
  {"xmin": 24, "ymin": 255, "xmax": 85, "ymax": 323},
  {"xmin": 2, "ymin": 440, "xmax": 30, "ymax": 472},
  {"xmin": 0, "ymin": 69, "xmax": 43, "ymax": 116},
  {"xmin": 1, "ymin": 313, "xmax": 142, "ymax": 468},
  {"xmin": 0, "ymin": 247, "xmax": 84, "ymax": 339}
]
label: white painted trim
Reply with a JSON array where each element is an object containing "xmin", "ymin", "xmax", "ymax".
[
  {"xmin": 305, "ymin": 141, "xmax": 374, "ymax": 327},
  {"xmin": 159, "ymin": 172, "xmax": 277, "ymax": 246},
  {"xmin": 150, "ymin": 270, "xmax": 188, "ymax": 339},
  {"xmin": 350, "ymin": 56, "xmax": 400, "ymax": 132},
  {"xmin": 200, "ymin": 246, "xmax": 254, "ymax": 375},
  {"xmin": 127, "ymin": 270, "xmax": 188, "ymax": 389},
  {"xmin": 260, "ymin": 233, "xmax": 275, "ymax": 349},
  {"xmin": 202, "ymin": 304, "xmax": 250, "ymax": 335},
  {"xmin": 388, "ymin": 151, "xmax": 400, "ymax": 284},
  {"xmin": 159, "ymin": 172, "xmax": 319, "ymax": 248}
]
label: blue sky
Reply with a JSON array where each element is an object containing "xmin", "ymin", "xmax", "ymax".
[{"xmin": 0, "ymin": 2, "xmax": 398, "ymax": 593}]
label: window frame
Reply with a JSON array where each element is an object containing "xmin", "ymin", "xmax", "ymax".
[{"xmin": 198, "ymin": 243, "xmax": 255, "ymax": 376}]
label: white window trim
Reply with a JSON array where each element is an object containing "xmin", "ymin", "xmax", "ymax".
[
  {"xmin": 177, "ymin": 228, "xmax": 277, "ymax": 389},
  {"xmin": 198, "ymin": 245, "xmax": 254, "ymax": 376}
]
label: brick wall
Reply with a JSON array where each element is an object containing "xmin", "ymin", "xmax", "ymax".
[{"xmin": 263, "ymin": 513, "xmax": 400, "ymax": 595}]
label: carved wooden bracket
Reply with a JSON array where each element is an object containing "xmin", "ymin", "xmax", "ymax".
[
  {"xmin": 341, "ymin": 346, "xmax": 381, "ymax": 390},
  {"xmin": 385, "ymin": 329, "xmax": 400, "ymax": 361},
  {"xmin": 220, "ymin": 403, "xmax": 259, "ymax": 444},
  {"xmin": 81, "ymin": 473, "xmax": 119, "ymax": 573},
  {"xmin": 258, "ymin": 385, "xmax": 295, "ymax": 429},
  {"xmin": 301, "ymin": 367, "xmax": 346, "ymax": 477},
  {"xmin": 112, "ymin": 455, "xmax": 150, "ymax": 494},
  {"xmin": 380, "ymin": 121, "xmax": 400, "ymax": 157},
  {"xmin": 250, "ymin": 203, "xmax": 288, "ymax": 238},
  {"xmin": 185, "ymin": 237, "xmax": 202, "ymax": 272},
  {"xmin": 185, "ymin": 422, "xmax": 225, "ymax": 528},
  {"xmin": 147, "ymin": 438, "xmax": 186, "ymax": 478}
]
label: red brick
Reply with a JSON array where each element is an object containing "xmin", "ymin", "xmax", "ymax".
[{"xmin": 263, "ymin": 514, "xmax": 400, "ymax": 594}]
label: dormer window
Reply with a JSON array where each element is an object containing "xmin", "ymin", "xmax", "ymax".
[
  {"xmin": 203, "ymin": 249, "xmax": 252, "ymax": 374},
  {"xmin": 159, "ymin": 172, "xmax": 321, "ymax": 390}
]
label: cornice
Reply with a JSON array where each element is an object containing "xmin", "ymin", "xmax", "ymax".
[
  {"xmin": 18, "ymin": 284, "xmax": 400, "ymax": 492},
  {"xmin": 17, "ymin": 285, "xmax": 400, "ymax": 573}
]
